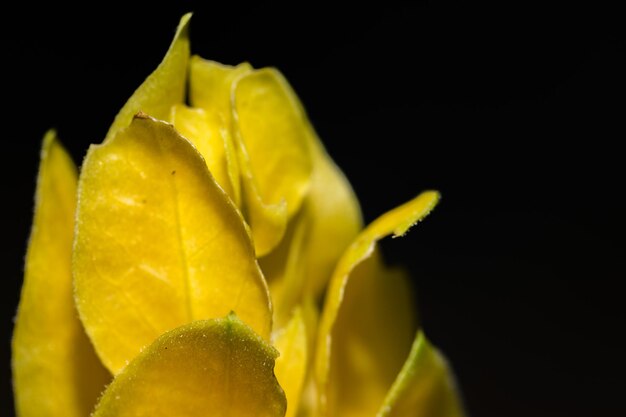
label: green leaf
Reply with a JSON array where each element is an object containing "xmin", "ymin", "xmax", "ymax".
[
  {"xmin": 377, "ymin": 332, "xmax": 466, "ymax": 417},
  {"xmin": 92, "ymin": 315, "xmax": 287, "ymax": 417}
]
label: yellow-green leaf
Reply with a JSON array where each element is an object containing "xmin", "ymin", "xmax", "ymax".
[
  {"xmin": 189, "ymin": 57, "xmax": 252, "ymax": 120},
  {"xmin": 170, "ymin": 104, "xmax": 236, "ymax": 200},
  {"xmin": 298, "ymin": 139, "xmax": 363, "ymax": 300},
  {"xmin": 233, "ymin": 68, "xmax": 312, "ymax": 219},
  {"xmin": 295, "ymin": 296, "xmax": 322, "ymax": 417},
  {"xmin": 189, "ymin": 58, "xmax": 289, "ymax": 255},
  {"xmin": 231, "ymin": 68, "xmax": 315, "ymax": 256},
  {"xmin": 263, "ymin": 145, "xmax": 363, "ymax": 321},
  {"xmin": 265, "ymin": 214, "xmax": 310, "ymax": 328},
  {"xmin": 104, "ymin": 13, "xmax": 191, "ymax": 142},
  {"xmin": 189, "ymin": 57, "xmax": 252, "ymax": 206},
  {"xmin": 12, "ymin": 132, "xmax": 109, "ymax": 417},
  {"xmin": 315, "ymin": 191, "xmax": 440, "ymax": 416},
  {"xmin": 378, "ymin": 332, "xmax": 466, "ymax": 417},
  {"xmin": 241, "ymin": 174, "xmax": 289, "ymax": 257},
  {"xmin": 273, "ymin": 308, "xmax": 308, "ymax": 417},
  {"xmin": 92, "ymin": 315, "xmax": 287, "ymax": 417},
  {"xmin": 74, "ymin": 115, "xmax": 272, "ymax": 374},
  {"xmin": 325, "ymin": 258, "xmax": 417, "ymax": 417}
]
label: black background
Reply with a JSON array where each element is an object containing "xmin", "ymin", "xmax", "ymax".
[{"xmin": 2, "ymin": 3, "xmax": 624, "ymax": 417}]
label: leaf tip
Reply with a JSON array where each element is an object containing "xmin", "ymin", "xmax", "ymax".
[{"xmin": 392, "ymin": 190, "xmax": 441, "ymax": 238}]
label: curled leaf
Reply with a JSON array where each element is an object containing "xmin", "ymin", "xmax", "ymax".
[
  {"xmin": 232, "ymin": 68, "xmax": 319, "ymax": 256},
  {"xmin": 232, "ymin": 68, "xmax": 313, "ymax": 219},
  {"xmin": 315, "ymin": 191, "xmax": 440, "ymax": 416},
  {"xmin": 188, "ymin": 57, "xmax": 252, "ymax": 206},
  {"xmin": 262, "ymin": 138, "xmax": 363, "ymax": 316}
]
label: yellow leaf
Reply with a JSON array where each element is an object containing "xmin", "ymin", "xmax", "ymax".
[
  {"xmin": 299, "ymin": 139, "xmax": 363, "ymax": 299},
  {"xmin": 92, "ymin": 314, "xmax": 287, "ymax": 417},
  {"xmin": 74, "ymin": 115, "xmax": 272, "ymax": 374},
  {"xmin": 189, "ymin": 57, "xmax": 252, "ymax": 206},
  {"xmin": 241, "ymin": 176, "xmax": 289, "ymax": 257},
  {"xmin": 259, "ymin": 84, "xmax": 362, "ymax": 317},
  {"xmin": 273, "ymin": 308, "xmax": 308, "ymax": 417},
  {"xmin": 291, "ymin": 297, "xmax": 321, "ymax": 417},
  {"xmin": 265, "ymin": 215, "xmax": 310, "ymax": 328},
  {"xmin": 189, "ymin": 58, "xmax": 288, "ymax": 255},
  {"xmin": 315, "ymin": 191, "xmax": 440, "ymax": 416},
  {"xmin": 12, "ymin": 132, "xmax": 109, "ymax": 417},
  {"xmin": 325, "ymin": 258, "xmax": 417, "ymax": 417},
  {"xmin": 233, "ymin": 68, "xmax": 312, "ymax": 219},
  {"xmin": 104, "ymin": 13, "xmax": 191, "ymax": 142},
  {"xmin": 189, "ymin": 57, "xmax": 252, "ymax": 119},
  {"xmin": 378, "ymin": 332, "xmax": 466, "ymax": 417},
  {"xmin": 170, "ymin": 104, "xmax": 236, "ymax": 200},
  {"xmin": 232, "ymin": 68, "xmax": 315, "ymax": 256}
]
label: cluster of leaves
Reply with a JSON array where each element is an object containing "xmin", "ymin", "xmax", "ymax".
[{"xmin": 13, "ymin": 14, "xmax": 464, "ymax": 417}]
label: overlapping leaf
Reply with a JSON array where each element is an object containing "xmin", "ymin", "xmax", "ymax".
[
  {"xmin": 315, "ymin": 192, "xmax": 458, "ymax": 416},
  {"xmin": 12, "ymin": 133, "xmax": 109, "ymax": 417},
  {"xmin": 92, "ymin": 315, "xmax": 286, "ymax": 417},
  {"xmin": 74, "ymin": 116, "xmax": 271, "ymax": 374}
]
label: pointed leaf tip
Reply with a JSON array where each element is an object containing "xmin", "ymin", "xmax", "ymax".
[
  {"xmin": 377, "ymin": 331, "xmax": 466, "ymax": 417},
  {"xmin": 104, "ymin": 13, "xmax": 191, "ymax": 142}
]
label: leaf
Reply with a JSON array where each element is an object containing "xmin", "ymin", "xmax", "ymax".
[
  {"xmin": 92, "ymin": 314, "xmax": 287, "ymax": 417},
  {"xmin": 74, "ymin": 115, "xmax": 272, "ymax": 374},
  {"xmin": 240, "ymin": 177, "xmax": 289, "ymax": 257},
  {"xmin": 232, "ymin": 68, "xmax": 316, "ymax": 256},
  {"xmin": 189, "ymin": 58, "xmax": 288, "ymax": 256},
  {"xmin": 189, "ymin": 57, "xmax": 252, "ymax": 120},
  {"xmin": 299, "ymin": 140, "xmax": 363, "ymax": 299},
  {"xmin": 315, "ymin": 192, "xmax": 440, "ymax": 416},
  {"xmin": 233, "ymin": 68, "xmax": 313, "ymax": 219},
  {"xmin": 265, "ymin": 214, "xmax": 310, "ymax": 328},
  {"xmin": 188, "ymin": 57, "xmax": 252, "ymax": 206},
  {"xmin": 323, "ymin": 258, "xmax": 417, "ymax": 417},
  {"xmin": 12, "ymin": 132, "xmax": 109, "ymax": 417},
  {"xmin": 170, "ymin": 104, "xmax": 236, "ymax": 200},
  {"xmin": 262, "ymin": 138, "xmax": 363, "ymax": 315},
  {"xmin": 104, "ymin": 13, "xmax": 191, "ymax": 142},
  {"xmin": 377, "ymin": 332, "xmax": 466, "ymax": 417},
  {"xmin": 273, "ymin": 308, "xmax": 308, "ymax": 417}
]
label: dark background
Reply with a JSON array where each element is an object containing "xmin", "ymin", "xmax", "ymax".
[{"xmin": 2, "ymin": 4, "xmax": 624, "ymax": 416}]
